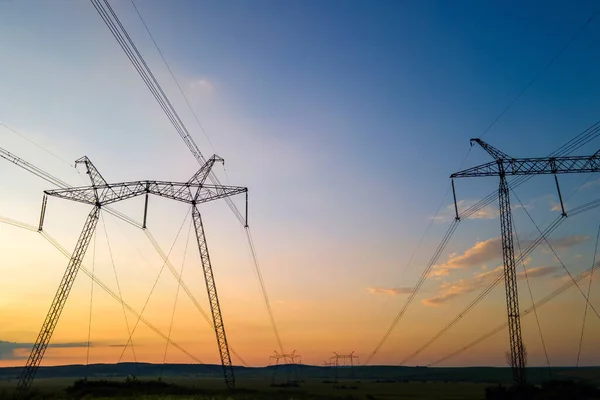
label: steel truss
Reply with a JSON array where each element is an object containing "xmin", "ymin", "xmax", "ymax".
[
  {"xmin": 16, "ymin": 155, "xmax": 246, "ymax": 395},
  {"xmin": 451, "ymin": 139, "xmax": 600, "ymax": 386},
  {"xmin": 192, "ymin": 205, "xmax": 234, "ymax": 388}
]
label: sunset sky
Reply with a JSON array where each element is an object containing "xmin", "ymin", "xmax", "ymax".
[{"xmin": 1, "ymin": 0, "xmax": 600, "ymax": 370}]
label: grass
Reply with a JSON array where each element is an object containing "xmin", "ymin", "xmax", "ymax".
[
  {"xmin": 1, "ymin": 365, "xmax": 598, "ymax": 400},
  {"xmin": 0, "ymin": 377, "xmax": 490, "ymax": 400}
]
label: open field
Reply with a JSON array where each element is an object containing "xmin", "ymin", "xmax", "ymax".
[
  {"xmin": 0, "ymin": 364, "xmax": 599, "ymax": 399},
  {"xmin": 0, "ymin": 377, "xmax": 489, "ymax": 400}
]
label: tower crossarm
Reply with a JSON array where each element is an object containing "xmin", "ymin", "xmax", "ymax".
[
  {"xmin": 188, "ymin": 155, "xmax": 224, "ymax": 186},
  {"xmin": 470, "ymin": 138, "xmax": 514, "ymax": 161},
  {"xmin": 45, "ymin": 181, "xmax": 247, "ymax": 206},
  {"xmin": 451, "ymin": 154, "xmax": 600, "ymax": 178},
  {"xmin": 43, "ymin": 185, "xmax": 101, "ymax": 206},
  {"xmin": 75, "ymin": 156, "xmax": 116, "ymax": 203}
]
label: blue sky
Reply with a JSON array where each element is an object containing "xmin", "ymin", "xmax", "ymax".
[{"xmin": 0, "ymin": 0, "xmax": 600, "ymax": 367}]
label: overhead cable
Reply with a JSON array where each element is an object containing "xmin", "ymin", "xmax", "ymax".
[
  {"xmin": 90, "ymin": 0, "xmax": 283, "ymax": 354},
  {"xmin": 102, "ymin": 213, "xmax": 139, "ymax": 365},
  {"xmin": 513, "ymin": 191, "xmax": 600, "ymax": 320},
  {"xmin": 366, "ymin": 119, "xmax": 600, "ymax": 364},
  {"xmin": 0, "ymin": 142, "xmax": 142, "ymax": 228},
  {"xmin": 576, "ymin": 222, "xmax": 600, "ymax": 366},
  {"xmin": 400, "ymin": 213, "xmax": 565, "ymax": 365},
  {"xmin": 117, "ymin": 208, "xmax": 191, "ymax": 363},
  {"xmin": 0, "ymin": 215, "xmax": 207, "ymax": 366},
  {"xmin": 478, "ymin": 8, "xmax": 599, "ymax": 139},
  {"xmin": 429, "ymin": 260, "xmax": 600, "ymax": 366},
  {"xmin": 512, "ymin": 211, "xmax": 551, "ymax": 370}
]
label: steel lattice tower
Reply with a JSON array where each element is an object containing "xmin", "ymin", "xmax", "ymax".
[
  {"xmin": 16, "ymin": 155, "xmax": 247, "ymax": 396},
  {"xmin": 268, "ymin": 350, "xmax": 301, "ymax": 385},
  {"xmin": 330, "ymin": 351, "xmax": 359, "ymax": 382},
  {"xmin": 451, "ymin": 139, "xmax": 600, "ymax": 385}
]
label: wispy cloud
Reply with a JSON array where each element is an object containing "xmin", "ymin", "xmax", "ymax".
[
  {"xmin": 189, "ymin": 78, "xmax": 214, "ymax": 92},
  {"xmin": 516, "ymin": 265, "xmax": 560, "ymax": 278},
  {"xmin": 431, "ymin": 235, "xmax": 588, "ymax": 277},
  {"xmin": 423, "ymin": 265, "xmax": 559, "ymax": 306},
  {"xmin": 424, "ymin": 267, "xmax": 503, "ymax": 306},
  {"xmin": 582, "ymin": 178, "xmax": 600, "ymax": 190},
  {"xmin": 431, "ymin": 237, "xmax": 502, "ymax": 276},
  {"xmin": 433, "ymin": 200, "xmax": 535, "ymax": 222},
  {"xmin": 367, "ymin": 287, "xmax": 413, "ymax": 296},
  {"xmin": 432, "ymin": 200, "xmax": 498, "ymax": 221},
  {"xmin": 550, "ymin": 235, "xmax": 589, "ymax": 248},
  {"xmin": 0, "ymin": 340, "xmax": 92, "ymax": 360}
]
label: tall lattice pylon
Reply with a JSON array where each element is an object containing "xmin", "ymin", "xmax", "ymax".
[
  {"xmin": 451, "ymin": 139, "xmax": 600, "ymax": 386},
  {"xmin": 16, "ymin": 155, "xmax": 247, "ymax": 396}
]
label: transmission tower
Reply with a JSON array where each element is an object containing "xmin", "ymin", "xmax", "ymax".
[
  {"xmin": 16, "ymin": 155, "xmax": 247, "ymax": 395},
  {"xmin": 451, "ymin": 139, "xmax": 600, "ymax": 386},
  {"xmin": 268, "ymin": 350, "xmax": 301, "ymax": 385},
  {"xmin": 330, "ymin": 351, "xmax": 359, "ymax": 382}
]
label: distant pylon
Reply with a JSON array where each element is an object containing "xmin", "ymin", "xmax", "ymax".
[
  {"xmin": 268, "ymin": 350, "xmax": 301, "ymax": 386},
  {"xmin": 330, "ymin": 351, "xmax": 359, "ymax": 382}
]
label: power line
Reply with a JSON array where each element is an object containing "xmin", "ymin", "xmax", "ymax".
[
  {"xmin": 399, "ymin": 213, "xmax": 566, "ymax": 365},
  {"xmin": 161, "ymin": 217, "xmax": 193, "ymax": 379},
  {"xmin": 0, "ymin": 141, "xmax": 143, "ymax": 228},
  {"xmin": 511, "ymin": 204, "xmax": 550, "ymax": 371},
  {"xmin": 424, "ymin": 196, "xmax": 600, "ymax": 366},
  {"xmin": 366, "ymin": 118, "xmax": 600, "ymax": 364},
  {"xmin": 245, "ymin": 230, "xmax": 284, "ymax": 354},
  {"xmin": 0, "ymin": 135, "xmax": 227, "ymax": 369},
  {"xmin": 89, "ymin": 0, "xmax": 600, "ymax": 366},
  {"xmin": 90, "ymin": 0, "xmax": 284, "ymax": 355},
  {"xmin": 0, "ymin": 121, "xmax": 76, "ymax": 169},
  {"xmin": 513, "ymin": 191, "xmax": 600, "ymax": 320},
  {"xmin": 85, "ymin": 230, "xmax": 97, "ymax": 379},
  {"xmin": 576, "ymin": 221, "xmax": 600, "ymax": 366},
  {"xmin": 376, "ymin": 147, "xmax": 473, "ymax": 316},
  {"xmin": 0, "ymin": 214, "xmax": 207, "ymax": 366},
  {"xmin": 365, "ymin": 218, "xmax": 459, "ymax": 365},
  {"xmin": 118, "ymin": 208, "xmax": 191, "ymax": 363},
  {"xmin": 429, "ymin": 255, "xmax": 600, "ymax": 366},
  {"xmin": 129, "ymin": 0, "xmax": 217, "ymax": 154},
  {"xmin": 478, "ymin": 7, "xmax": 599, "ymax": 139},
  {"xmin": 143, "ymin": 229, "xmax": 248, "ymax": 366},
  {"xmin": 102, "ymin": 213, "xmax": 139, "ymax": 366},
  {"xmin": 0, "ymin": 137, "xmax": 247, "ymax": 367},
  {"xmin": 400, "ymin": 42, "xmax": 596, "ymax": 367},
  {"xmin": 447, "ymin": 138, "xmax": 600, "ymax": 385}
]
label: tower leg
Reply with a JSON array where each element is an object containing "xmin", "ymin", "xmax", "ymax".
[
  {"xmin": 498, "ymin": 175, "xmax": 526, "ymax": 386},
  {"xmin": 191, "ymin": 205, "xmax": 235, "ymax": 389},
  {"xmin": 294, "ymin": 358, "xmax": 299, "ymax": 383},
  {"xmin": 271, "ymin": 358, "xmax": 277, "ymax": 386},
  {"xmin": 334, "ymin": 359, "xmax": 338, "ymax": 383},
  {"xmin": 16, "ymin": 206, "xmax": 100, "ymax": 395}
]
